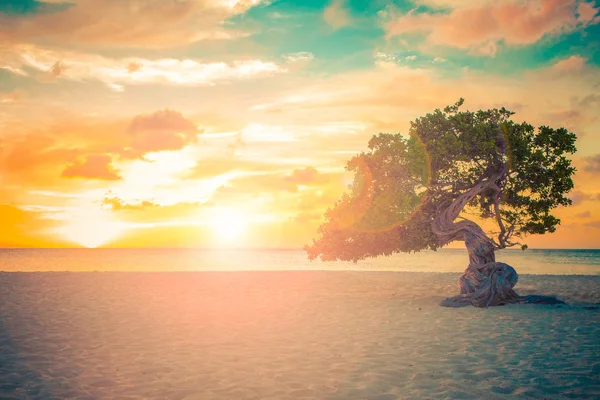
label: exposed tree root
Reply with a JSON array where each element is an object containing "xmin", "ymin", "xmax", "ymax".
[
  {"xmin": 432, "ymin": 177, "xmax": 565, "ymax": 308},
  {"xmin": 440, "ymin": 261, "xmax": 565, "ymax": 307}
]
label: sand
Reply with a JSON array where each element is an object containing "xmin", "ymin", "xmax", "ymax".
[{"xmin": 0, "ymin": 271, "xmax": 598, "ymax": 399}]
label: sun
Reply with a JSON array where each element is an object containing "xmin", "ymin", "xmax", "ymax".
[
  {"xmin": 61, "ymin": 220, "xmax": 123, "ymax": 248},
  {"xmin": 209, "ymin": 208, "xmax": 248, "ymax": 244},
  {"xmin": 57, "ymin": 208, "xmax": 126, "ymax": 248}
]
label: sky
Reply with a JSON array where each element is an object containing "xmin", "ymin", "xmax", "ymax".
[{"xmin": 0, "ymin": 0, "xmax": 599, "ymax": 249}]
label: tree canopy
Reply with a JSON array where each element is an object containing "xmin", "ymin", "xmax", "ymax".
[{"xmin": 305, "ymin": 99, "xmax": 577, "ymax": 262}]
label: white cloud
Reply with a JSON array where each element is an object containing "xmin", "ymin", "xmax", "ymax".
[
  {"xmin": 1, "ymin": 45, "xmax": 286, "ymax": 89},
  {"xmin": 375, "ymin": 52, "xmax": 397, "ymax": 62},
  {"xmin": 374, "ymin": 53, "xmax": 418, "ymax": 63},
  {"xmin": 283, "ymin": 52, "xmax": 316, "ymax": 63},
  {"xmin": 106, "ymin": 83, "xmax": 125, "ymax": 92}
]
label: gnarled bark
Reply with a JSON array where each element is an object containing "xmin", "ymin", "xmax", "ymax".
[{"xmin": 432, "ymin": 177, "xmax": 563, "ymax": 308}]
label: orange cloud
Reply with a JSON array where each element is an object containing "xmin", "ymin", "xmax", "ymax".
[
  {"xmin": 0, "ymin": 0, "xmax": 269, "ymax": 48},
  {"xmin": 387, "ymin": 0, "xmax": 600, "ymax": 56},
  {"xmin": 576, "ymin": 211, "xmax": 592, "ymax": 218},
  {"xmin": 126, "ymin": 109, "xmax": 200, "ymax": 158},
  {"xmin": 324, "ymin": 0, "xmax": 351, "ymax": 30},
  {"xmin": 569, "ymin": 190, "xmax": 600, "ymax": 206},
  {"xmin": 1, "ymin": 133, "xmax": 83, "ymax": 187},
  {"xmin": 62, "ymin": 154, "xmax": 122, "ymax": 180},
  {"xmin": 552, "ymin": 55, "xmax": 589, "ymax": 73},
  {"xmin": 583, "ymin": 154, "xmax": 600, "ymax": 172},
  {"xmin": 0, "ymin": 108, "xmax": 205, "ymax": 191},
  {"xmin": 0, "ymin": 204, "xmax": 68, "ymax": 247},
  {"xmin": 0, "ymin": 118, "xmax": 124, "ymax": 187}
]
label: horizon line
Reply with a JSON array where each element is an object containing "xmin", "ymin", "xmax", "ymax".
[{"xmin": 1, "ymin": 247, "xmax": 599, "ymax": 251}]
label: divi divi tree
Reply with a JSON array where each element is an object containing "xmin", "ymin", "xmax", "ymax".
[{"xmin": 305, "ymin": 100, "xmax": 577, "ymax": 307}]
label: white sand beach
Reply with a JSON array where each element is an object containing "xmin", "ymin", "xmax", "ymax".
[{"xmin": 0, "ymin": 271, "xmax": 598, "ymax": 399}]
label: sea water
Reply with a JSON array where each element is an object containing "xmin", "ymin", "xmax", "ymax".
[{"xmin": 0, "ymin": 248, "xmax": 599, "ymax": 275}]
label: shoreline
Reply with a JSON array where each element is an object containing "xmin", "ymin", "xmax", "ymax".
[{"xmin": 1, "ymin": 270, "xmax": 599, "ymax": 277}]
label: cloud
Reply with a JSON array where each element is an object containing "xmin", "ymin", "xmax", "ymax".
[
  {"xmin": 0, "ymin": 204, "xmax": 68, "ymax": 247},
  {"xmin": 0, "ymin": 89, "xmax": 25, "ymax": 104},
  {"xmin": 1, "ymin": 44, "xmax": 286, "ymax": 89},
  {"xmin": 183, "ymin": 156, "xmax": 281, "ymax": 180},
  {"xmin": 569, "ymin": 190, "xmax": 589, "ymax": 206},
  {"xmin": 552, "ymin": 55, "xmax": 588, "ymax": 73},
  {"xmin": 324, "ymin": 0, "xmax": 351, "ymax": 29},
  {"xmin": 575, "ymin": 211, "xmax": 591, "ymax": 218},
  {"xmin": 543, "ymin": 108, "xmax": 591, "ymax": 134},
  {"xmin": 578, "ymin": 94, "xmax": 600, "ymax": 108},
  {"xmin": 283, "ymin": 52, "xmax": 315, "ymax": 63},
  {"xmin": 0, "ymin": 0, "xmax": 270, "ymax": 48},
  {"xmin": 374, "ymin": 52, "xmax": 398, "ymax": 63},
  {"xmin": 584, "ymin": 154, "xmax": 600, "ymax": 172},
  {"xmin": 62, "ymin": 154, "xmax": 122, "ymax": 180},
  {"xmin": 569, "ymin": 190, "xmax": 600, "ymax": 206},
  {"xmin": 0, "ymin": 109, "xmax": 201, "ymax": 188},
  {"xmin": 243, "ymin": 55, "xmax": 600, "ymax": 228},
  {"xmin": 410, "ymin": 0, "xmax": 494, "ymax": 8},
  {"xmin": 101, "ymin": 195, "xmax": 203, "ymax": 222},
  {"xmin": 284, "ymin": 167, "xmax": 329, "ymax": 186},
  {"xmin": 250, "ymin": 54, "xmax": 600, "ymax": 138},
  {"xmin": 126, "ymin": 109, "xmax": 201, "ymax": 158},
  {"xmin": 373, "ymin": 52, "xmax": 421, "ymax": 64},
  {"xmin": 129, "ymin": 109, "xmax": 197, "ymax": 135},
  {"xmin": 212, "ymin": 173, "xmax": 295, "ymax": 201},
  {"xmin": 583, "ymin": 220, "xmax": 600, "ymax": 229},
  {"xmin": 1, "ymin": 132, "xmax": 84, "ymax": 186},
  {"xmin": 387, "ymin": 0, "xmax": 600, "ymax": 56},
  {"xmin": 212, "ymin": 166, "xmax": 346, "ymax": 208},
  {"xmin": 102, "ymin": 196, "xmax": 159, "ymax": 211}
]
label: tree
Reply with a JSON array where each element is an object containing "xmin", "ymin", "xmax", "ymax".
[{"xmin": 305, "ymin": 99, "xmax": 577, "ymax": 307}]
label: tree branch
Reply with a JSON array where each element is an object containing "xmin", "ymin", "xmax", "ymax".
[{"xmin": 431, "ymin": 174, "xmax": 501, "ymax": 247}]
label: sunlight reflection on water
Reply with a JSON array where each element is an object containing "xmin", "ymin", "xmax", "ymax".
[{"xmin": 0, "ymin": 248, "xmax": 598, "ymax": 274}]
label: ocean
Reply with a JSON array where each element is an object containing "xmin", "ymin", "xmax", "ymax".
[{"xmin": 0, "ymin": 248, "xmax": 599, "ymax": 275}]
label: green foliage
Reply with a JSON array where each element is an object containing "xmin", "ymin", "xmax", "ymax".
[{"xmin": 306, "ymin": 99, "xmax": 577, "ymax": 262}]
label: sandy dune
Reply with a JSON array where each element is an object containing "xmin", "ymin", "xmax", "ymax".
[{"xmin": 0, "ymin": 271, "xmax": 598, "ymax": 399}]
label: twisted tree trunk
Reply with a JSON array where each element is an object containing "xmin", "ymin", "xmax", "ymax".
[
  {"xmin": 432, "ymin": 177, "xmax": 565, "ymax": 307},
  {"xmin": 432, "ymin": 177, "xmax": 521, "ymax": 307}
]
